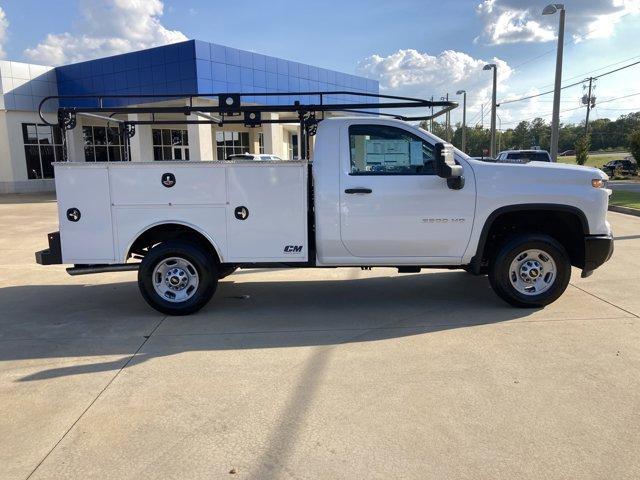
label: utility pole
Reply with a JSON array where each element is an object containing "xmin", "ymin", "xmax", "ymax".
[
  {"xmin": 483, "ymin": 63, "xmax": 497, "ymax": 157},
  {"xmin": 456, "ymin": 90, "xmax": 467, "ymax": 152},
  {"xmin": 481, "ymin": 103, "xmax": 484, "ymax": 128},
  {"xmin": 584, "ymin": 77, "xmax": 594, "ymax": 134},
  {"xmin": 446, "ymin": 93, "xmax": 450, "ymax": 142},
  {"xmin": 543, "ymin": 3, "xmax": 566, "ymax": 162},
  {"xmin": 429, "ymin": 95, "xmax": 434, "ymax": 132},
  {"xmin": 496, "ymin": 112, "xmax": 502, "ymax": 152}
]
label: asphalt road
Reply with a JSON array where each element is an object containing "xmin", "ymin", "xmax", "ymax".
[
  {"xmin": 609, "ymin": 180, "xmax": 640, "ymax": 193},
  {"xmin": 1, "ymin": 194, "xmax": 639, "ymax": 480}
]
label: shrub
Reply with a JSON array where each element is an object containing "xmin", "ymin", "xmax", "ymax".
[{"xmin": 575, "ymin": 134, "xmax": 591, "ymax": 166}]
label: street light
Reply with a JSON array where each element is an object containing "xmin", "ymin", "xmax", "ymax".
[
  {"xmin": 456, "ymin": 90, "xmax": 467, "ymax": 153},
  {"xmin": 483, "ymin": 63, "xmax": 497, "ymax": 158},
  {"xmin": 543, "ymin": 3, "xmax": 565, "ymax": 162}
]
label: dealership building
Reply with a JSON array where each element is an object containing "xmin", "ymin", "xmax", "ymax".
[{"xmin": 0, "ymin": 40, "xmax": 379, "ymax": 193}]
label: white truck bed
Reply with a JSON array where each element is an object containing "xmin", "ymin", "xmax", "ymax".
[{"xmin": 54, "ymin": 160, "xmax": 308, "ymax": 264}]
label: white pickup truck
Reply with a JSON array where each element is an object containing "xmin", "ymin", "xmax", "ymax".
[{"xmin": 36, "ymin": 111, "xmax": 614, "ymax": 315}]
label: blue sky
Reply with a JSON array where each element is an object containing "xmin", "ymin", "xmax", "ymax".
[{"xmin": 1, "ymin": 0, "xmax": 639, "ymax": 128}]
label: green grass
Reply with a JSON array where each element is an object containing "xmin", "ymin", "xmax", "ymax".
[
  {"xmin": 558, "ymin": 152, "xmax": 628, "ymax": 169},
  {"xmin": 610, "ymin": 190, "xmax": 640, "ymax": 209}
]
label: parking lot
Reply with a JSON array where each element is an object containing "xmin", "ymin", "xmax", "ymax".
[{"xmin": 1, "ymin": 194, "xmax": 639, "ymax": 480}]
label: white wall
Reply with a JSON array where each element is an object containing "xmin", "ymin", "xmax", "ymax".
[{"xmin": 0, "ymin": 110, "xmax": 56, "ymax": 193}]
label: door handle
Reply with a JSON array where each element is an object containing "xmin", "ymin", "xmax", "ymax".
[{"xmin": 345, "ymin": 188, "xmax": 372, "ymax": 194}]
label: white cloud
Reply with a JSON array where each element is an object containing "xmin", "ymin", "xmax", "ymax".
[
  {"xmin": 573, "ymin": 0, "xmax": 640, "ymax": 42},
  {"xmin": 476, "ymin": 0, "xmax": 555, "ymax": 44},
  {"xmin": 24, "ymin": 0, "xmax": 187, "ymax": 65},
  {"xmin": 0, "ymin": 7, "xmax": 8, "ymax": 58},
  {"xmin": 476, "ymin": 0, "xmax": 640, "ymax": 45},
  {"xmin": 357, "ymin": 49, "xmax": 512, "ymax": 122}
]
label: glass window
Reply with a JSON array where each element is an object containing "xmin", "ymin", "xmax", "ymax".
[
  {"xmin": 152, "ymin": 129, "xmax": 162, "ymax": 145},
  {"xmin": 151, "ymin": 128, "xmax": 189, "ymax": 160},
  {"xmin": 82, "ymin": 126, "xmax": 94, "ymax": 145},
  {"xmin": 95, "ymin": 146, "xmax": 108, "ymax": 162},
  {"xmin": 289, "ymin": 133, "xmax": 299, "ymax": 159},
  {"xmin": 22, "ymin": 123, "xmax": 63, "ymax": 179},
  {"xmin": 22, "ymin": 124, "xmax": 38, "ymax": 144},
  {"xmin": 37, "ymin": 124, "xmax": 52, "ymax": 145},
  {"xmin": 348, "ymin": 125, "xmax": 435, "ymax": 175},
  {"xmin": 216, "ymin": 130, "xmax": 250, "ymax": 160},
  {"xmin": 506, "ymin": 152, "xmax": 550, "ymax": 163},
  {"xmin": 93, "ymin": 127, "xmax": 107, "ymax": 145},
  {"xmin": 24, "ymin": 145, "xmax": 42, "ymax": 179},
  {"xmin": 258, "ymin": 132, "xmax": 265, "ymax": 154},
  {"xmin": 82, "ymin": 126, "xmax": 128, "ymax": 162}
]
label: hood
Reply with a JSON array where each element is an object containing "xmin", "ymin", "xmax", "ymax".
[{"xmin": 467, "ymin": 158, "xmax": 609, "ymax": 186}]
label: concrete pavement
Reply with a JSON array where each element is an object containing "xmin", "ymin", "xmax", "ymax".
[{"xmin": 1, "ymin": 195, "xmax": 639, "ymax": 479}]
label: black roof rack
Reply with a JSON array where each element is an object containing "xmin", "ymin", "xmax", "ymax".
[{"xmin": 38, "ymin": 91, "xmax": 457, "ymax": 161}]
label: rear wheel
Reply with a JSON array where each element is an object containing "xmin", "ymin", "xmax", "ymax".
[
  {"xmin": 138, "ymin": 240, "xmax": 218, "ymax": 315},
  {"xmin": 489, "ymin": 233, "xmax": 570, "ymax": 308}
]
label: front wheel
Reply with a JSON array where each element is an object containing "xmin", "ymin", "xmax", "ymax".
[
  {"xmin": 138, "ymin": 240, "xmax": 218, "ymax": 315},
  {"xmin": 489, "ymin": 233, "xmax": 571, "ymax": 308}
]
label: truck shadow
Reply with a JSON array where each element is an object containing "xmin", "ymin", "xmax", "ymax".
[{"xmin": 0, "ymin": 270, "xmax": 540, "ymax": 381}]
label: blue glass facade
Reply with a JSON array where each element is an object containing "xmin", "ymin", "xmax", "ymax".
[{"xmin": 55, "ymin": 40, "xmax": 378, "ymax": 108}]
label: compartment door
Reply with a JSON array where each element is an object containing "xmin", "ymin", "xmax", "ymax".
[
  {"xmin": 226, "ymin": 164, "xmax": 307, "ymax": 262},
  {"xmin": 55, "ymin": 165, "xmax": 115, "ymax": 263}
]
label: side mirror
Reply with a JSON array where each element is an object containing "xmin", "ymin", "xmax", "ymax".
[{"xmin": 434, "ymin": 142, "xmax": 464, "ymax": 190}]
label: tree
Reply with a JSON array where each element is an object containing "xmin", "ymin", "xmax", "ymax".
[
  {"xmin": 628, "ymin": 127, "xmax": 640, "ymax": 162},
  {"xmin": 575, "ymin": 134, "xmax": 591, "ymax": 166}
]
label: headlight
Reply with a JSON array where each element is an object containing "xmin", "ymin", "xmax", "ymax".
[{"xmin": 591, "ymin": 178, "xmax": 606, "ymax": 189}]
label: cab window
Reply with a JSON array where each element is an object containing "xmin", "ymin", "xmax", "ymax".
[{"xmin": 348, "ymin": 125, "xmax": 435, "ymax": 175}]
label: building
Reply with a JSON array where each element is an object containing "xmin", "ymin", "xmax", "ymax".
[{"xmin": 0, "ymin": 39, "xmax": 378, "ymax": 193}]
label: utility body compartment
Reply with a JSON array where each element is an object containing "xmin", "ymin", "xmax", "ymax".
[{"xmin": 53, "ymin": 161, "xmax": 308, "ymax": 264}]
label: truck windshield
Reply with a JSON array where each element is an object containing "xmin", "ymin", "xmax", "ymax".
[{"xmin": 508, "ymin": 152, "xmax": 550, "ymax": 162}]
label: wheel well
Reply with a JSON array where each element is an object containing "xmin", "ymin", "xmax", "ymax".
[
  {"xmin": 128, "ymin": 223, "xmax": 220, "ymax": 264},
  {"xmin": 477, "ymin": 209, "xmax": 586, "ymax": 269}
]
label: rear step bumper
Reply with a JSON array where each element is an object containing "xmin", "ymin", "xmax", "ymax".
[{"xmin": 35, "ymin": 232, "xmax": 62, "ymax": 265}]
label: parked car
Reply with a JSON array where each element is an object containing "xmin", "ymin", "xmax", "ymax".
[
  {"xmin": 471, "ymin": 156, "xmax": 496, "ymax": 162},
  {"xmin": 601, "ymin": 158, "xmax": 638, "ymax": 176},
  {"xmin": 560, "ymin": 150, "xmax": 575, "ymax": 156},
  {"xmin": 227, "ymin": 154, "xmax": 283, "ymax": 161},
  {"xmin": 496, "ymin": 150, "xmax": 553, "ymax": 163}
]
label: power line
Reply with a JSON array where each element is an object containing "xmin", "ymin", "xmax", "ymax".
[
  {"xmin": 538, "ymin": 53, "xmax": 640, "ymax": 89},
  {"xmin": 511, "ymin": 47, "xmax": 557, "ymax": 70},
  {"xmin": 498, "ymin": 80, "xmax": 583, "ymax": 106},
  {"xmin": 509, "ymin": 12, "xmax": 635, "ymax": 73},
  {"xmin": 500, "ymin": 105, "xmax": 586, "ymax": 126},
  {"xmin": 595, "ymin": 91, "xmax": 640, "ymax": 105},
  {"xmin": 499, "ymin": 59, "xmax": 640, "ymax": 105}
]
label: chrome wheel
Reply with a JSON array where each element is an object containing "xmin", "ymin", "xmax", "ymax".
[
  {"xmin": 152, "ymin": 257, "xmax": 199, "ymax": 303},
  {"xmin": 508, "ymin": 249, "xmax": 556, "ymax": 296}
]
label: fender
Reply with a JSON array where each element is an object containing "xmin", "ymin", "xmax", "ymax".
[
  {"xmin": 468, "ymin": 203, "xmax": 589, "ymax": 274},
  {"xmin": 123, "ymin": 220, "xmax": 225, "ymax": 264}
]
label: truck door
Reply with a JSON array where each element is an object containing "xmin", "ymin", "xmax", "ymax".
[{"xmin": 339, "ymin": 123, "xmax": 475, "ymax": 260}]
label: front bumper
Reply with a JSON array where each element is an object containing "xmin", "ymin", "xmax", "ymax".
[
  {"xmin": 581, "ymin": 234, "xmax": 614, "ymax": 278},
  {"xmin": 35, "ymin": 231, "xmax": 62, "ymax": 265}
]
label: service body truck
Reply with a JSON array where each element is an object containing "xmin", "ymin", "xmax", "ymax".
[{"xmin": 36, "ymin": 94, "xmax": 614, "ymax": 315}]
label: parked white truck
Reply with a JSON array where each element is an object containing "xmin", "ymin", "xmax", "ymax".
[{"xmin": 35, "ymin": 94, "xmax": 614, "ymax": 315}]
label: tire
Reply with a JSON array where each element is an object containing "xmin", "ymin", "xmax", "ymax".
[
  {"xmin": 138, "ymin": 240, "xmax": 218, "ymax": 315},
  {"xmin": 488, "ymin": 233, "xmax": 571, "ymax": 308},
  {"xmin": 218, "ymin": 265, "xmax": 238, "ymax": 279}
]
